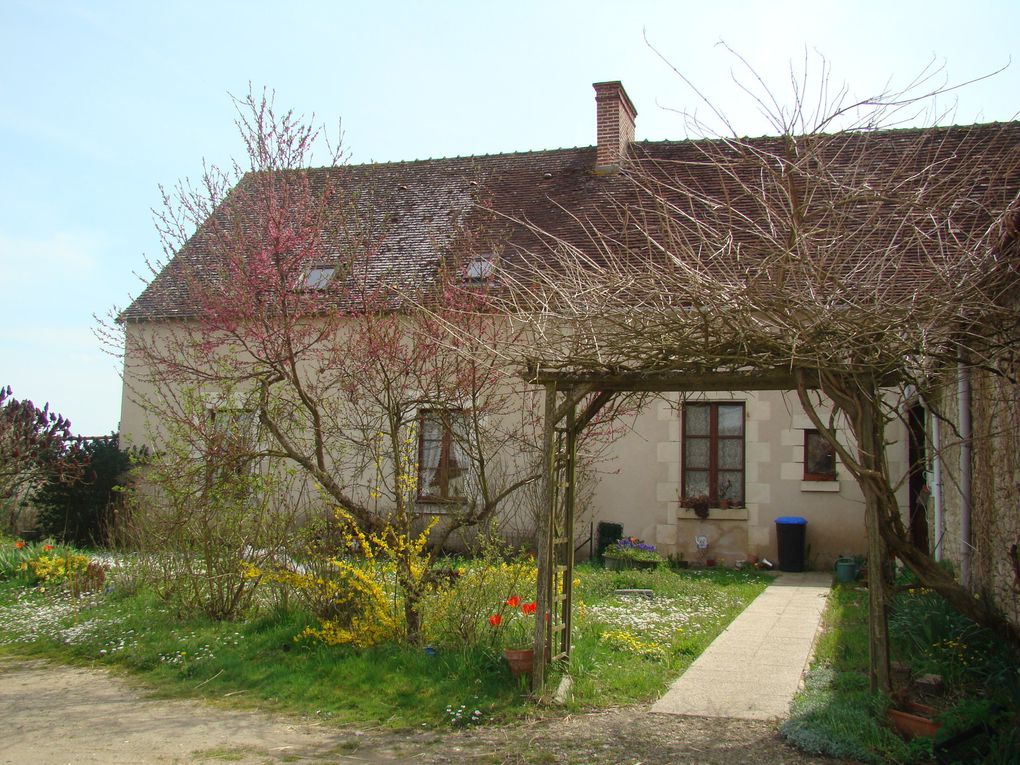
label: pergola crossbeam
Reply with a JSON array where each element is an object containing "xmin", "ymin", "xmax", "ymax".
[{"xmin": 529, "ymin": 366, "xmax": 807, "ymax": 392}]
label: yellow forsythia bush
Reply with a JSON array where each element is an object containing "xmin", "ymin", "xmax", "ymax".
[
  {"xmin": 248, "ymin": 509, "xmax": 434, "ymax": 648},
  {"xmin": 24, "ymin": 553, "xmax": 92, "ymax": 583}
]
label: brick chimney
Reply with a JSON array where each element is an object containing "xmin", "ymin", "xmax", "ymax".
[{"xmin": 593, "ymin": 81, "xmax": 637, "ymax": 173}]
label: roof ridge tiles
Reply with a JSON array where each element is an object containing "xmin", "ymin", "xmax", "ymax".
[
  {"xmin": 338, "ymin": 144, "xmax": 596, "ymax": 171},
  {"xmin": 633, "ymin": 118, "xmax": 1020, "ymax": 147},
  {"xmin": 328, "ymin": 118, "xmax": 1020, "ymax": 172}
]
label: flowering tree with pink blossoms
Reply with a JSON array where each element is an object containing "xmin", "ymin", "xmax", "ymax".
[{"xmin": 114, "ymin": 91, "xmax": 587, "ymax": 637}]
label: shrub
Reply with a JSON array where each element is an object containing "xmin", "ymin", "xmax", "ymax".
[
  {"xmin": 423, "ymin": 542, "xmax": 537, "ymax": 650},
  {"xmin": 33, "ymin": 435, "xmax": 135, "ymax": 546},
  {"xmin": 125, "ymin": 416, "xmax": 303, "ymax": 620},
  {"xmin": 247, "ymin": 510, "xmax": 406, "ymax": 648}
]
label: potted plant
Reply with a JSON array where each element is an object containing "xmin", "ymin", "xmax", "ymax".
[
  {"xmin": 488, "ymin": 596, "xmax": 542, "ymax": 677},
  {"xmin": 681, "ymin": 493, "xmax": 711, "ymax": 519},
  {"xmin": 602, "ymin": 537, "xmax": 665, "ymax": 570},
  {"xmin": 718, "ymin": 480, "xmax": 733, "ymax": 510}
]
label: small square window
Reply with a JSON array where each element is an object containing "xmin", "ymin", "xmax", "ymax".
[
  {"xmin": 301, "ymin": 266, "xmax": 335, "ymax": 290},
  {"xmin": 464, "ymin": 253, "xmax": 496, "ymax": 283},
  {"xmin": 804, "ymin": 430, "xmax": 837, "ymax": 481}
]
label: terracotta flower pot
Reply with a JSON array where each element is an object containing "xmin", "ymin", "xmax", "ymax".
[
  {"xmin": 503, "ymin": 647, "xmax": 535, "ymax": 678},
  {"xmin": 886, "ymin": 707, "xmax": 942, "ymax": 739},
  {"xmin": 503, "ymin": 646, "xmax": 552, "ymax": 678}
]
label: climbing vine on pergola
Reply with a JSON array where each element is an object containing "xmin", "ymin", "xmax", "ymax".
[
  {"xmin": 507, "ymin": 61, "xmax": 1020, "ymax": 691},
  {"xmin": 527, "ymin": 368, "xmax": 824, "ymax": 690}
]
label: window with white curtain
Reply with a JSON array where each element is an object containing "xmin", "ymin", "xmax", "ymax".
[
  {"xmin": 681, "ymin": 402, "xmax": 745, "ymax": 505},
  {"xmin": 417, "ymin": 409, "xmax": 469, "ymax": 501}
]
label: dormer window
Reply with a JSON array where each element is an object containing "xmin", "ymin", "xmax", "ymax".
[
  {"xmin": 464, "ymin": 253, "xmax": 496, "ymax": 283},
  {"xmin": 301, "ymin": 266, "xmax": 335, "ymax": 290}
]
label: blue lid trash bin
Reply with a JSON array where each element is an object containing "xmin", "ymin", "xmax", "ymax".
[{"xmin": 775, "ymin": 516, "xmax": 807, "ymax": 572}]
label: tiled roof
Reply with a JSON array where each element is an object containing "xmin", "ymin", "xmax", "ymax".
[{"xmin": 121, "ymin": 122, "xmax": 1020, "ymax": 322}]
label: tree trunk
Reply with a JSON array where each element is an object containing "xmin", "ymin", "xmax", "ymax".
[
  {"xmin": 857, "ymin": 397, "xmax": 893, "ymax": 695},
  {"xmin": 864, "ymin": 491, "xmax": 892, "ymax": 694}
]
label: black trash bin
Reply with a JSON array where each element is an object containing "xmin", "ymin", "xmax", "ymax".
[{"xmin": 775, "ymin": 516, "xmax": 807, "ymax": 572}]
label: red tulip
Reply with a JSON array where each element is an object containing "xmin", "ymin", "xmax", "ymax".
[{"xmin": 488, "ymin": 614, "xmax": 502, "ymax": 627}]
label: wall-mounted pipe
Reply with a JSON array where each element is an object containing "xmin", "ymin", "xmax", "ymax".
[
  {"xmin": 957, "ymin": 359, "xmax": 973, "ymax": 586},
  {"xmin": 931, "ymin": 412, "xmax": 944, "ymax": 562}
]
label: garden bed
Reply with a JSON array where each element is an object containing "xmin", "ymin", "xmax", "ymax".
[
  {"xmin": 780, "ymin": 579, "xmax": 1020, "ymax": 763},
  {"xmin": 0, "ymin": 536, "xmax": 769, "ymax": 728}
]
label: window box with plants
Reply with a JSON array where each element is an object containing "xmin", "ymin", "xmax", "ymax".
[
  {"xmin": 602, "ymin": 537, "xmax": 665, "ymax": 570},
  {"xmin": 681, "ymin": 493, "xmax": 713, "ymax": 519},
  {"xmin": 679, "ymin": 485, "xmax": 746, "ymax": 520}
]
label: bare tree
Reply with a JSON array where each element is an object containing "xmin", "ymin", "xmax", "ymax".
[{"xmin": 498, "ymin": 54, "xmax": 1020, "ymax": 691}]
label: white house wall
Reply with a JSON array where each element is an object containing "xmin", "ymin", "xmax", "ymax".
[
  {"xmin": 122, "ymin": 322, "xmax": 911, "ymax": 569},
  {"xmin": 591, "ymin": 391, "xmax": 909, "ymax": 569}
]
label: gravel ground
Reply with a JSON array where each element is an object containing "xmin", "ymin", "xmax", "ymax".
[{"xmin": 1, "ymin": 658, "xmax": 853, "ymax": 764}]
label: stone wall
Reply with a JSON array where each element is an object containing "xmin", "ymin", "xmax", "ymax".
[{"xmin": 936, "ymin": 368, "xmax": 1020, "ymax": 632}]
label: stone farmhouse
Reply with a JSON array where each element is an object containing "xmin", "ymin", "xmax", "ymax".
[{"xmin": 119, "ymin": 81, "xmax": 1020, "ymax": 592}]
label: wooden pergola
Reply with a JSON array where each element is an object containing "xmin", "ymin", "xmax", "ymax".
[{"xmin": 527, "ymin": 364, "xmax": 813, "ymax": 690}]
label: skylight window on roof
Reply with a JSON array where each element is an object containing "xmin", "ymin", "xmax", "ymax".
[
  {"xmin": 464, "ymin": 253, "xmax": 496, "ymax": 283},
  {"xmin": 301, "ymin": 266, "xmax": 336, "ymax": 290}
]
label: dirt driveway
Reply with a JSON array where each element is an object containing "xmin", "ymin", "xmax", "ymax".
[{"xmin": 2, "ymin": 658, "xmax": 850, "ymax": 764}]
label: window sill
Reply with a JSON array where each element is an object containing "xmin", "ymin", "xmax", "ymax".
[
  {"xmin": 415, "ymin": 499, "xmax": 463, "ymax": 514},
  {"xmin": 678, "ymin": 508, "xmax": 749, "ymax": 522},
  {"xmin": 801, "ymin": 480, "xmax": 840, "ymax": 492}
]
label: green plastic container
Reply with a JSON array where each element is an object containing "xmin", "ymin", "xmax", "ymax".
[{"xmin": 834, "ymin": 557, "xmax": 858, "ymax": 583}]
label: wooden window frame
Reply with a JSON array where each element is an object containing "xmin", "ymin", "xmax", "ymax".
[
  {"xmin": 417, "ymin": 408, "xmax": 468, "ymax": 502},
  {"xmin": 207, "ymin": 407, "xmax": 259, "ymax": 475},
  {"xmin": 681, "ymin": 402, "xmax": 745, "ymax": 506},
  {"xmin": 803, "ymin": 429, "xmax": 837, "ymax": 481}
]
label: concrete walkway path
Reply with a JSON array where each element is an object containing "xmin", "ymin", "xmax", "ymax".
[{"xmin": 652, "ymin": 571, "xmax": 831, "ymax": 720}]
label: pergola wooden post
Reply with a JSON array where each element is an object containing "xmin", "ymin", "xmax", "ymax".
[{"xmin": 531, "ymin": 381, "xmax": 607, "ymax": 690}]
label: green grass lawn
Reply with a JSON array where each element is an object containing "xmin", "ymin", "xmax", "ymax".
[{"xmin": 0, "ymin": 555, "xmax": 768, "ymax": 729}]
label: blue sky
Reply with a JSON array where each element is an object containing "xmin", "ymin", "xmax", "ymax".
[{"xmin": 2, "ymin": 0, "xmax": 1017, "ymax": 435}]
